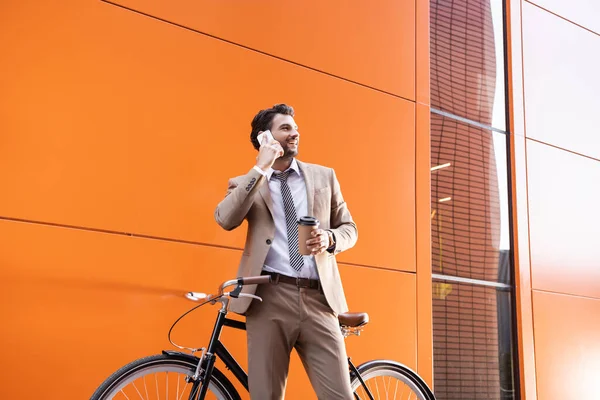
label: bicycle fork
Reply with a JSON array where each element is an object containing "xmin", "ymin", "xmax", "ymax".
[
  {"xmin": 189, "ymin": 308, "xmax": 229, "ymax": 400},
  {"xmin": 188, "ymin": 352, "xmax": 217, "ymax": 400}
]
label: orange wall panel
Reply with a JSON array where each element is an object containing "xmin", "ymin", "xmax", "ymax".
[
  {"xmin": 415, "ymin": 0, "xmax": 432, "ymax": 386},
  {"xmin": 507, "ymin": 0, "xmax": 539, "ymax": 396},
  {"xmin": 0, "ymin": 219, "xmax": 417, "ymax": 399},
  {"xmin": 522, "ymin": 2, "xmax": 600, "ymax": 159},
  {"xmin": 0, "ymin": 0, "xmax": 427, "ymax": 398},
  {"xmin": 340, "ymin": 265, "xmax": 418, "ymax": 367},
  {"xmin": 526, "ymin": 0, "xmax": 600, "ymax": 34},
  {"xmin": 0, "ymin": 219, "xmax": 245, "ymax": 399},
  {"xmin": 0, "ymin": 0, "xmax": 416, "ymax": 272},
  {"xmin": 532, "ymin": 290, "xmax": 600, "ymax": 400},
  {"xmin": 527, "ymin": 140, "xmax": 600, "ymax": 298},
  {"xmin": 107, "ymin": 0, "xmax": 416, "ymax": 99},
  {"xmin": 415, "ymin": 102, "xmax": 433, "ymax": 386},
  {"xmin": 416, "ymin": 0, "xmax": 430, "ymax": 105}
]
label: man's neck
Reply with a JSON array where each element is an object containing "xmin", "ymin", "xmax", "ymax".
[{"xmin": 272, "ymin": 157, "xmax": 294, "ymax": 172}]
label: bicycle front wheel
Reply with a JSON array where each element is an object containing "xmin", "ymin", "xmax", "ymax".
[
  {"xmin": 350, "ymin": 360, "xmax": 435, "ymax": 400},
  {"xmin": 90, "ymin": 352, "xmax": 240, "ymax": 400}
]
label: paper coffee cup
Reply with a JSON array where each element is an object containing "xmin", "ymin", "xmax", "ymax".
[{"xmin": 298, "ymin": 216, "xmax": 319, "ymax": 255}]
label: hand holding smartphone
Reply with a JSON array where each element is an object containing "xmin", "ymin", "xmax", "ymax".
[
  {"xmin": 255, "ymin": 130, "xmax": 283, "ymax": 170},
  {"xmin": 257, "ymin": 130, "xmax": 274, "ymax": 146}
]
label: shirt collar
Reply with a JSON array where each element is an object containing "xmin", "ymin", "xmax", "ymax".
[{"xmin": 267, "ymin": 158, "xmax": 300, "ymax": 180}]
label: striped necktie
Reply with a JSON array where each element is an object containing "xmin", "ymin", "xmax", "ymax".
[{"xmin": 273, "ymin": 170, "xmax": 304, "ymax": 272}]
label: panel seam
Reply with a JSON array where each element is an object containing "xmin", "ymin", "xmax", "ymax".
[
  {"xmin": 100, "ymin": 0, "xmax": 415, "ymax": 102},
  {"xmin": 524, "ymin": 0, "xmax": 600, "ymax": 37}
]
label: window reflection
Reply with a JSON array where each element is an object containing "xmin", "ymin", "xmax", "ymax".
[
  {"xmin": 431, "ymin": 113, "xmax": 511, "ymax": 283},
  {"xmin": 430, "ymin": 0, "xmax": 515, "ymax": 398},
  {"xmin": 431, "ymin": 0, "xmax": 506, "ymax": 131},
  {"xmin": 432, "ymin": 279, "xmax": 516, "ymax": 400}
]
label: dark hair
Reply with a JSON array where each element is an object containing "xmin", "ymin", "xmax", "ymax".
[{"xmin": 250, "ymin": 103, "xmax": 295, "ymax": 150}]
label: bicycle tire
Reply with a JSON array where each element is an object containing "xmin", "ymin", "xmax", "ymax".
[
  {"xmin": 90, "ymin": 352, "xmax": 241, "ymax": 400},
  {"xmin": 350, "ymin": 359, "xmax": 436, "ymax": 400}
]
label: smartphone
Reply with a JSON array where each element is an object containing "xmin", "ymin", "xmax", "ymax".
[{"xmin": 257, "ymin": 130, "xmax": 274, "ymax": 145}]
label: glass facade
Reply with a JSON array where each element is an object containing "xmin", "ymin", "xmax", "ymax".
[
  {"xmin": 430, "ymin": 0, "xmax": 516, "ymax": 399},
  {"xmin": 431, "ymin": 115, "xmax": 511, "ymax": 284},
  {"xmin": 431, "ymin": 0, "xmax": 507, "ymax": 131},
  {"xmin": 432, "ymin": 279, "xmax": 515, "ymax": 399}
]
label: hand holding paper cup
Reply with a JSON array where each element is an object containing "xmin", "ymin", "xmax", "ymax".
[{"xmin": 297, "ymin": 216, "xmax": 319, "ymax": 255}]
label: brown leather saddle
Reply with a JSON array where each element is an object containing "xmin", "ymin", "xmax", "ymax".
[{"xmin": 338, "ymin": 312, "xmax": 369, "ymax": 327}]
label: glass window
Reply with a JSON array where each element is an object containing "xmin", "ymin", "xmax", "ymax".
[
  {"xmin": 430, "ymin": 0, "xmax": 516, "ymax": 398},
  {"xmin": 430, "ymin": 0, "xmax": 507, "ymax": 131},
  {"xmin": 431, "ymin": 113, "xmax": 511, "ymax": 284},
  {"xmin": 432, "ymin": 279, "xmax": 516, "ymax": 399}
]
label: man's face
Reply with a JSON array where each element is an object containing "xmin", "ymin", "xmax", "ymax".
[{"xmin": 270, "ymin": 113, "xmax": 300, "ymax": 158}]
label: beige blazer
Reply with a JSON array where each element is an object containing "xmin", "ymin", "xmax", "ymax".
[{"xmin": 214, "ymin": 160, "xmax": 358, "ymax": 315}]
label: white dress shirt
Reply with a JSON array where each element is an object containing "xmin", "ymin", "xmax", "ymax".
[{"xmin": 253, "ymin": 159, "xmax": 319, "ymax": 279}]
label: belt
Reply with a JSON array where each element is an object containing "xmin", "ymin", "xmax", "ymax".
[{"xmin": 262, "ymin": 271, "xmax": 322, "ymax": 291}]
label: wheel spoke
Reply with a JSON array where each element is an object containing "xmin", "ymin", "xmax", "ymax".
[
  {"xmin": 350, "ymin": 363, "xmax": 432, "ymax": 400},
  {"xmin": 91, "ymin": 355, "xmax": 237, "ymax": 400},
  {"xmin": 367, "ymin": 380, "xmax": 374, "ymax": 398},
  {"xmin": 399, "ymin": 381, "xmax": 406, "ymax": 399},
  {"xmin": 155, "ymin": 373, "xmax": 160, "ymax": 400},
  {"xmin": 354, "ymin": 384, "xmax": 362, "ymax": 399},
  {"xmin": 131, "ymin": 382, "xmax": 145, "ymax": 400},
  {"xmin": 177, "ymin": 380, "xmax": 191, "ymax": 400},
  {"xmin": 384, "ymin": 375, "xmax": 391, "ymax": 397},
  {"xmin": 143, "ymin": 375, "xmax": 149, "ymax": 400}
]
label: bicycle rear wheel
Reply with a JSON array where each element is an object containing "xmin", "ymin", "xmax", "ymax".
[
  {"xmin": 90, "ymin": 352, "xmax": 240, "ymax": 400},
  {"xmin": 350, "ymin": 360, "xmax": 435, "ymax": 400}
]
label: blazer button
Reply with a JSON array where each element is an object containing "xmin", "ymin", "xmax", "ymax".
[{"xmin": 266, "ymin": 239, "xmax": 272, "ymax": 245}]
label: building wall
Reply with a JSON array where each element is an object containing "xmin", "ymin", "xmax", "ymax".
[
  {"xmin": 0, "ymin": 0, "xmax": 431, "ymax": 399},
  {"xmin": 509, "ymin": 1, "xmax": 600, "ymax": 399}
]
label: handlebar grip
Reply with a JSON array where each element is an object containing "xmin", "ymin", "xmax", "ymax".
[{"xmin": 239, "ymin": 275, "xmax": 272, "ymax": 285}]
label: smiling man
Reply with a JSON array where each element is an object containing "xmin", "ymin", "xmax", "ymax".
[{"xmin": 215, "ymin": 103, "xmax": 358, "ymax": 399}]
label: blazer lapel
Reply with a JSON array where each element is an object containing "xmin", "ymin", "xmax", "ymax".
[
  {"xmin": 259, "ymin": 179, "xmax": 275, "ymax": 220},
  {"xmin": 297, "ymin": 160, "xmax": 315, "ymax": 217}
]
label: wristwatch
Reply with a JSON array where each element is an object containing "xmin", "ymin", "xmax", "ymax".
[{"xmin": 326, "ymin": 230, "xmax": 336, "ymax": 250}]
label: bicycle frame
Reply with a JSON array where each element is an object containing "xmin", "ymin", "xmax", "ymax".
[
  {"xmin": 187, "ymin": 304, "xmax": 376, "ymax": 400},
  {"xmin": 91, "ymin": 276, "xmax": 433, "ymax": 400},
  {"xmin": 348, "ymin": 358, "xmax": 374, "ymax": 400},
  {"xmin": 191, "ymin": 308, "xmax": 249, "ymax": 399}
]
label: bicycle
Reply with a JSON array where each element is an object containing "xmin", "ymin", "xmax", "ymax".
[{"xmin": 91, "ymin": 275, "xmax": 436, "ymax": 400}]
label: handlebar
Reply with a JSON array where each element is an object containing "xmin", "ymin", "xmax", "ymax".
[
  {"xmin": 218, "ymin": 275, "xmax": 271, "ymax": 295},
  {"xmin": 187, "ymin": 275, "xmax": 272, "ymax": 303},
  {"xmin": 171, "ymin": 275, "xmax": 274, "ymax": 352},
  {"xmin": 238, "ymin": 275, "xmax": 272, "ymax": 286}
]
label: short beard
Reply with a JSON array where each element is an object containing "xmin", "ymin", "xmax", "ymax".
[{"xmin": 282, "ymin": 147, "xmax": 298, "ymax": 158}]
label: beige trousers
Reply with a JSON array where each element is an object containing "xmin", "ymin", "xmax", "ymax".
[{"xmin": 245, "ymin": 281, "xmax": 354, "ymax": 400}]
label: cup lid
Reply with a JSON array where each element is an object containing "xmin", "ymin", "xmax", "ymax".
[{"xmin": 297, "ymin": 216, "xmax": 319, "ymax": 226}]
